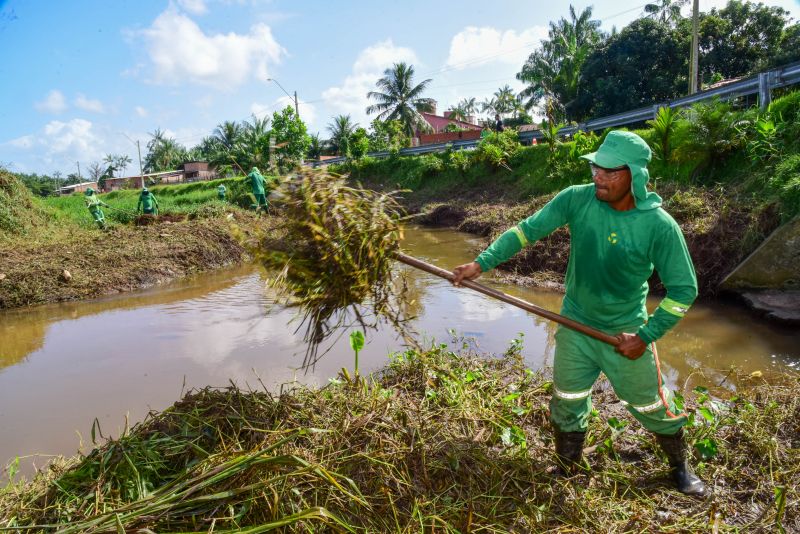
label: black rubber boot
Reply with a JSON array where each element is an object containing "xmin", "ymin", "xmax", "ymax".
[
  {"xmin": 554, "ymin": 430, "xmax": 586, "ymax": 475},
  {"xmin": 655, "ymin": 429, "xmax": 709, "ymax": 497}
]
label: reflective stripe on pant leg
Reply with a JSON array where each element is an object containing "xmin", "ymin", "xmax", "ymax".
[
  {"xmin": 550, "ymin": 326, "xmax": 601, "ymax": 432},
  {"xmin": 600, "ymin": 340, "xmax": 686, "ymax": 435}
]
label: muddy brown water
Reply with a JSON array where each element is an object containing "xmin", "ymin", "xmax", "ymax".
[{"xmin": 1, "ymin": 226, "xmax": 798, "ymax": 477}]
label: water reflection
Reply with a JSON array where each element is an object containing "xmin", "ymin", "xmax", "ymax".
[{"xmin": 1, "ymin": 226, "xmax": 798, "ymax": 477}]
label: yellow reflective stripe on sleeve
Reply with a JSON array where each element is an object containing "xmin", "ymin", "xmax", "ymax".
[
  {"xmin": 554, "ymin": 387, "xmax": 592, "ymax": 400},
  {"xmin": 511, "ymin": 226, "xmax": 528, "ymax": 248},
  {"xmin": 659, "ymin": 297, "xmax": 691, "ymax": 318}
]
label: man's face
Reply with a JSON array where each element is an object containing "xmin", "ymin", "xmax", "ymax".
[{"xmin": 591, "ymin": 164, "xmax": 632, "ymax": 203}]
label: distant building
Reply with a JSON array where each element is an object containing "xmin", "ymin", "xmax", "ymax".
[
  {"xmin": 99, "ymin": 162, "xmax": 217, "ymax": 192},
  {"xmin": 413, "ymin": 101, "xmax": 482, "ymax": 146},
  {"xmin": 182, "ymin": 161, "xmax": 216, "ymax": 182},
  {"xmin": 59, "ymin": 181, "xmax": 98, "ymax": 195}
]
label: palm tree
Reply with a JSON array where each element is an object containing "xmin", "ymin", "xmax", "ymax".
[
  {"xmin": 366, "ymin": 62, "xmax": 435, "ymax": 136},
  {"xmin": 238, "ymin": 115, "xmax": 271, "ymax": 170},
  {"xmin": 213, "ymin": 121, "xmax": 243, "ymax": 151},
  {"xmin": 644, "ymin": 0, "xmax": 688, "ymax": 25},
  {"xmin": 327, "ymin": 115, "xmax": 357, "ymax": 156},
  {"xmin": 307, "ymin": 133, "xmax": 324, "ymax": 160},
  {"xmin": 458, "ymin": 97, "xmax": 478, "ymax": 117},
  {"xmin": 480, "ymin": 97, "xmax": 497, "ymax": 114},
  {"xmin": 446, "ymin": 104, "xmax": 468, "ymax": 121},
  {"xmin": 144, "ymin": 129, "xmax": 187, "ymax": 173},
  {"xmin": 516, "ymin": 5, "xmax": 602, "ymax": 122},
  {"xmin": 493, "ymin": 85, "xmax": 518, "ymax": 116}
]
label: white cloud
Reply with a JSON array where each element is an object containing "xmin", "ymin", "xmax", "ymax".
[
  {"xmin": 322, "ymin": 40, "xmax": 418, "ymax": 127},
  {"xmin": 74, "ymin": 94, "xmax": 105, "ymax": 113},
  {"xmin": 134, "ymin": 106, "xmax": 148, "ymax": 117},
  {"xmin": 176, "ymin": 0, "xmax": 208, "ymax": 15},
  {"xmin": 42, "ymin": 119, "xmax": 101, "ymax": 158},
  {"xmin": 2, "ymin": 119, "xmax": 106, "ymax": 172},
  {"xmin": 135, "ymin": 7, "xmax": 285, "ymax": 90},
  {"xmin": 445, "ymin": 26, "xmax": 548, "ymax": 70},
  {"xmin": 252, "ymin": 96, "xmax": 316, "ymax": 125},
  {"xmin": 8, "ymin": 135, "xmax": 34, "ymax": 149},
  {"xmin": 35, "ymin": 90, "xmax": 67, "ymax": 113}
]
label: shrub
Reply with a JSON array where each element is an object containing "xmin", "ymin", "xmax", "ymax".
[{"xmin": 769, "ymin": 154, "xmax": 800, "ymax": 221}]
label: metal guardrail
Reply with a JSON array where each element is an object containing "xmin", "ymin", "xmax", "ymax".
[{"xmin": 314, "ymin": 61, "xmax": 800, "ymax": 166}]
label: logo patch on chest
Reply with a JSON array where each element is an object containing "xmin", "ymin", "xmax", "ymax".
[{"xmin": 607, "ymin": 232, "xmax": 619, "ymax": 245}]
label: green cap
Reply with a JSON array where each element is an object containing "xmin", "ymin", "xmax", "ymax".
[
  {"xmin": 580, "ymin": 130, "xmax": 661, "ymax": 210},
  {"xmin": 84, "ymin": 188, "xmax": 94, "ymax": 195}
]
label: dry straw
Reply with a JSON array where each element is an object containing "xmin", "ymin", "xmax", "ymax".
[{"xmin": 253, "ymin": 168, "xmax": 412, "ymax": 368}]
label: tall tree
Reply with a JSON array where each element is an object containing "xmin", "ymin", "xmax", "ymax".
[
  {"xmin": 327, "ymin": 115, "xmax": 358, "ymax": 156},
  {"xmin": 572, "ymin": 18, "xmax": 687, "ymax": 120},
  {"xmin": 696, "ymin": 0, "xmax": 791, "ymax": 80},
  {"xmin": 458, "ymin": 97, "xmax": 478, "ymax": 117},
  {"xmin": 144, "ymin": 129, "xmax": 188, "ymax": 173},
  {"xmin": 493, "ymin": 85, "xmax": 518, "ymax": 116},
  {"xmin": 644, "ymin": 0, "xmax": 688, "ymax": 25},
  {"xmin": 366, "ymin": 62, "xmax": 435, "ymax": 136},
  {"xmin": 103, "ymin": 153, "xmax": 132, "ymax": 177},
  {"xmin": 87, "ymin": 162, "xmax": 104, "ymax": 181},
  {"xmin": 517, "ymin": 5, "xmax": 603, "ymax": 121},
  {"xmin": 213, "ymin": 121, "xmax": 243, "ymax": 151},
  {"xmin": 446, "ymin": 104, "xmax": 468, "ymax": 121},
  {"xmin": 270, "ymin": 106, "xmax": 310, "ymax": 171},
  {"xmin": 307, "ymin": 133, "xmax": 324, "ymax": 160}
]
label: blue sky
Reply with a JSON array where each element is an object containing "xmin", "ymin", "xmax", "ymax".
[{"xmin": 1, "ymin": 0, "xmax": 798, "ymax": 176}]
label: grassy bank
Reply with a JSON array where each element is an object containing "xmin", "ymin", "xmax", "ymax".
[
  {"xmin": 1, "ymin": 345, "xmax": 797, "ymax": 532},
  {"xmin": 335, "ymin": 92, "xmax": 800, "ymax": 297},
  {"xmin": 0, "ymin": 170, "xmax": 271, "ymax": 309}
]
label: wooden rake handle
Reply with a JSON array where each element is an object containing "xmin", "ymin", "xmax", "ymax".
[{"xmin": 395, "ymin": 252, "xmax": 621, "ymax": 347}]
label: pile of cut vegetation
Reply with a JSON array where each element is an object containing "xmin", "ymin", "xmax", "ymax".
[
  {"xmin": 0, "ymin": 169, "xmax": 54, "ymax": 242},
  {"xmin": 1, "ymin": 346, "xmax": 797, "ymax": 532}
]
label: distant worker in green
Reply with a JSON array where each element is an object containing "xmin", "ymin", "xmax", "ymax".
[
  {"xmin": 84, "ymin": 188, "xmax": 108, "ymax": 229},
  {"xmin": 247, "ymin": 167, "xmax": 269, "ymax": 212},
  {"xmin": 136, "ymin": 187, "xmax": 159, "ymax": 215},
  {"xmin": 217, "ymin": 184, "xmax": 227, "ymax": 201}
]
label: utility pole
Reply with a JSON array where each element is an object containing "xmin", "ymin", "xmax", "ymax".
[
  {"xmin": 689, "ymin": 0, "xmax": 699, "ymax": 94},
  {"xmin": 77, "ymin": 161, "xmax": 81, "ymax": 181},
  {"xmin": 267, "ymin": 78, "xmax": 300, "ymax": 119},
  {"xmin": 136, "ymin": 140, "xmax": 144, "ymax": 189}
]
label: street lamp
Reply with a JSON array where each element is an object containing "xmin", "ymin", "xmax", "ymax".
[{"xmin": 266, "ymin": 78, "xmax": 300, "ymax": 118}]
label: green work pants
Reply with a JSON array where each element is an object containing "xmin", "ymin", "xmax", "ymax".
[
  {"xmin": 550, "ymin": 326, "xmax": 686, "ymax": 435},
  {"xmin": 89, "ymin": 207, "xmax": 106, "ymax": 228},
  {"xmin": 254, "ymin": 192, "xmax": 268, "ymax": 210}
]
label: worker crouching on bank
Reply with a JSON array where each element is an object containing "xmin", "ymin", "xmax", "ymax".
[{"xmin": 452, "ymin": 131, "xmax": 708, "ymax": 497}]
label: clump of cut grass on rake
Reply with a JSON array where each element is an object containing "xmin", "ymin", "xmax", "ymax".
[{"xmin": 254, "ymin": 168, "xmax": 412, "ymax": 368}]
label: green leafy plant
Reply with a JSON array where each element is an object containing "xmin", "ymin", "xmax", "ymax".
[
  {"xmin": 598, "ymin": 417, "xmax": 629, "ymax": 459},
  {"xmin": 475, "ymin": 129, "xmax": 521, "ymax": 170},
  {"xmin": 646, "ymin": 106, "xmax": 680, "ymax": 162},
  {"xmin": 349, "ymin": 330, "xmax": 365, "ymax": 376}
]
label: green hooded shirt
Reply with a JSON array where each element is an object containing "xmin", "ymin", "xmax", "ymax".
[
  {"xmin": 248, "ymin": 168, "xmax": 267, "ymax": 195},
  {"xmin": 475, "ymin": 184, "xmax": 697, "ymax": 344}
]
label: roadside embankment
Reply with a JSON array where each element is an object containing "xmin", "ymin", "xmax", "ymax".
[
  {"xmin": 0, "ymin": 169, "xmax": 270, "ymax": 309},
  {"xmin": 1, "ymin": 347, "xmax": 797, "ymax": 531}
]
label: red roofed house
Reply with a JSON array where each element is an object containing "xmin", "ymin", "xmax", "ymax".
[{"xmin": 415, "ymin": 101, "xmax": 482, "ymax": 145}]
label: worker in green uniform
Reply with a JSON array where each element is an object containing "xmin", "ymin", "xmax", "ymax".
[
  {"xmin": 84, "ymin": 188, "xmax": 108, "ymax": 229},
  {"xmin": 136, "ymin": 187, "xmax": 159, "ymax": 215},
  {"xmin": 217, "ymin": 184, "xmax": 227, "ymax": 201},
  {"xmin": 247, "ymin": 167, "xmax": 268, "ymax": 212},
  {"xmin": 452, "ymin": 131, "xmax": 707, "ymax": 497}
]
